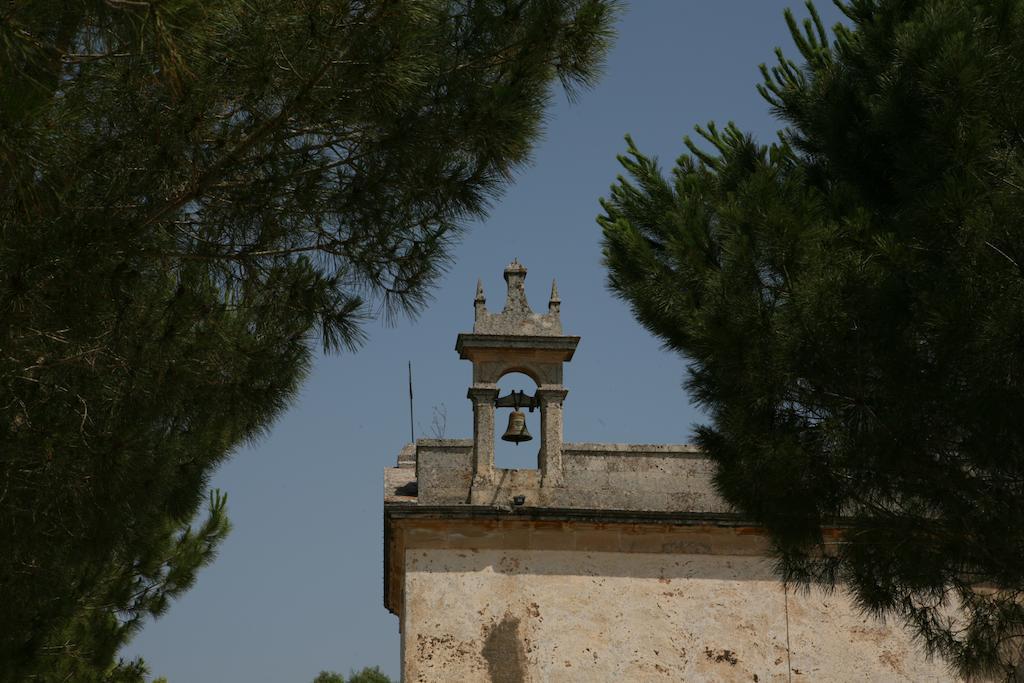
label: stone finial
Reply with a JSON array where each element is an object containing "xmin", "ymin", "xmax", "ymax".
[
  {"xmin": 502, "ymin": 258, "xmax": 531, "ymax": 316},
  {"xmin": 548, "ymin": 278, "xmax": 560, "ymax": 315},
  {"xmin": 474, "ymin": 278, "xmax": 487, "ymax": 321}
]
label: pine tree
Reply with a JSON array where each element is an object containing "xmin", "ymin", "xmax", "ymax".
[
  {"xmin": 0, "ymin": 1, "xmax": 617, "ymax": 679},
  {"xmin": 599, "ymin": 1, "xmax": 1024, "ymax": 677}
]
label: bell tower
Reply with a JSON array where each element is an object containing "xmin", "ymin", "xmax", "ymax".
[{"xmin": 455, "ymin": 259, "xmax": 579, "ymax": 500}]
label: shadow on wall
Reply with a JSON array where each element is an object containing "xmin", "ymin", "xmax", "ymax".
[{"xmin": 481, "ymin": 613, "xmax": 528, "ymax": 683}]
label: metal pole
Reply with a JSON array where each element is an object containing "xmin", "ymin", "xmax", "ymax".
[{"xmin": 408, "ymin": 361, "xmax": 415, "ymax": 444}]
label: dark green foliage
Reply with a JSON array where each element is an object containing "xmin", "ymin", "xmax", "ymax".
[
  {"xmin": 0, "ymin": 1, "xmax": 617, "ymax": 680},
  {"xmin": 313, "ymin": 673, "xmax": 346, "ymax": 683},
  {"xmin": 600, "ymin": 0, "xmax": 1024, "ymax": 677},
  {"xmin": 312, "ymin": 667, "xmax": 392, "ymax": 683},
  {"xmin": 345, "ymin": 668, "xmax": 392, "ymax": 683}
]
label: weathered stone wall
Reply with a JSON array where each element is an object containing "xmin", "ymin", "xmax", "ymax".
[
  {"xmin": 393, "ymin": 444, "xmax": 960, "ymax": 681},
  {"xmin": 560, "ymin": 443, "xmax": 728, "ymax": 512},
  {"xmin": 416, "ymin": 440, "xmax": 473, "ymax": 504},
  {"xmin": 402, "ymin": 546, "xmax": 956, "ymax": 682}
]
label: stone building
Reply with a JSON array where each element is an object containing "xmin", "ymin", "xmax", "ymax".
[{"xmin": 383, "ymin": 260, "xmax": 955, "ymax": 682}]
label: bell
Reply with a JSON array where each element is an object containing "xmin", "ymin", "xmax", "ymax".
[{"xmin": 501, "ymin": 410, "xmax": 532, "ymax": 444}]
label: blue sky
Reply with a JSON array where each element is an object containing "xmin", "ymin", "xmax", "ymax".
[{"xmin": 125, "ymin": 2, "xmax": 848, "ymax": 680}]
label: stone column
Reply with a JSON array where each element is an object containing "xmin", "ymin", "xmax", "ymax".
[
  {"xmin": 536, "ymin": 387, "xmax": 568, "ymax": 487},
  {"xmin": 467, "ymin": 385, "xmax": 499, "ymax": 486}
]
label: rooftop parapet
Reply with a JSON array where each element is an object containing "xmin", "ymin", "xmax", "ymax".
[{"xmin": 385, "ymin": 440, "xmax": 731, "ymax": 517}]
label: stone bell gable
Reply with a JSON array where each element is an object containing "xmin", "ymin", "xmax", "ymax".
[{"xmin": 383, "ymin": 261, "xmax": 957, "ymax": 682}]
